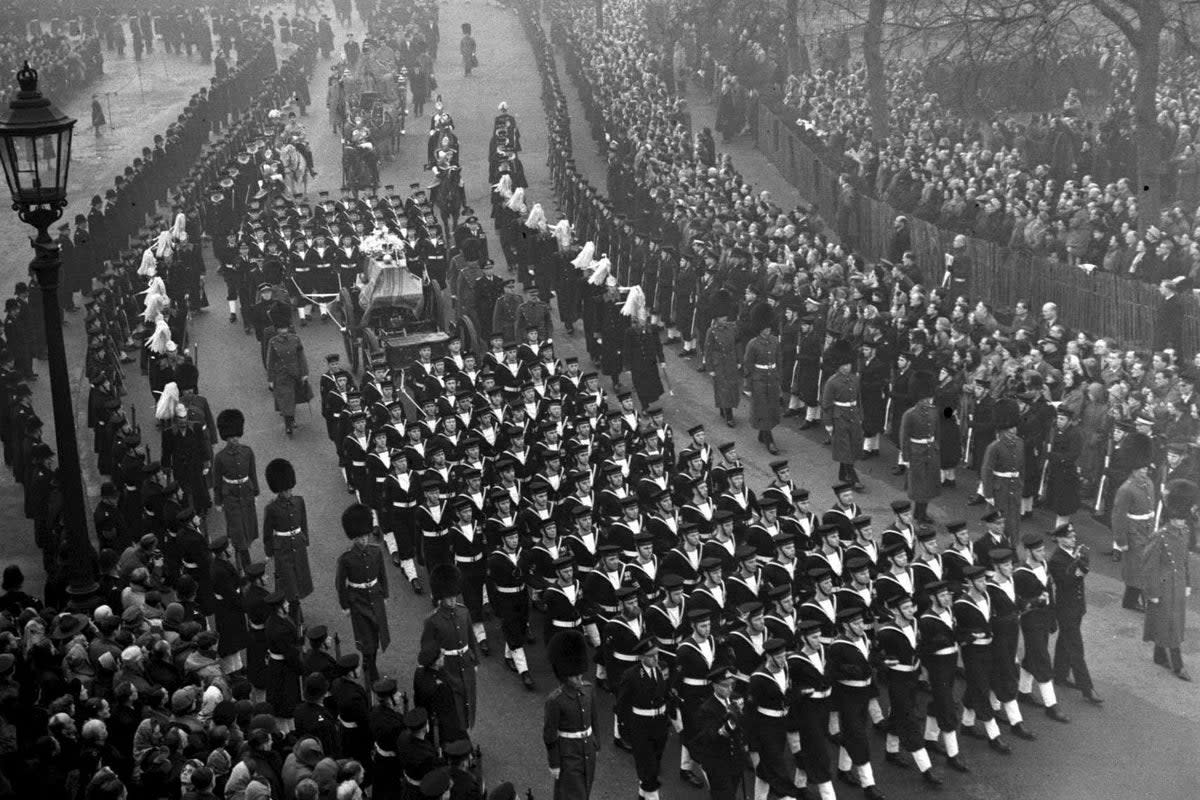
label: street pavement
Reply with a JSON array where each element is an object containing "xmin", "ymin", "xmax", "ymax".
[{"xmin": 2, "ymin": 2, "xmax": 1199, "ymax": 798}]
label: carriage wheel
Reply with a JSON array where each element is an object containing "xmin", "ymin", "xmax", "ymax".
[{"xmin": 343, "ymin": 327, "xmax": 359, "ymax": 376}]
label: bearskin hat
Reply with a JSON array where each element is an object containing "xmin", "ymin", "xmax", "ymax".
[
  {"xmin": 749, "ymin": 302, "xmax": 774, "ymax": 335},
  {"xmin": 1163, "ymin": 479, "xmax": 1199, "ymax": 521},
  {"xmin": 342, "ymin": 503, "xmax": 375, "ymax": 540},
  {"xmin": 430, "ymin": 564, "xmax": 462, "ymax": 601},
  {"xmin": 992, "ymin": 398, "xmax": 1020, "ymax": 430},
  {"xmin": 265, "ymin": 458, "xmax": 296, "ymax": 493},
  {"xmin": 175, "ymin": 363, "xmax": 199, "ymax": 392},
  {"xmin": 713, "ymin": 289, "xmax": 735, "ymax": 321},
  {"xmin": 827, "ymin": 339, "xmax": 857, "ymax": 372},
  {"xmin": 269, "ymin": 304, "xmax": 293, "ymax": 329},
  {"xmin": 547, "ymin": 629, "xmax": 589, "ymax": 681},
  {"xmin": 1124, "ymin": 432, "xmax": 1154, "ymax": 472},
  {"xmin": 216, "ymin": 409, "xmax": 244, "ymax": 440},
  {"xmin": 912, "ymin": 371, "xmax": 936, "ymax": 399}
]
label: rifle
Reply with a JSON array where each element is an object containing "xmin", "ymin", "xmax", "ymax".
[
  {"xmin": 1037, "ymin": 428, "xmax": 1054, "ymax": 501},
  {"xmin": 961, "ymin": 413, "xmax": 974, "ymax": 469},
  {"xmin": 1093, "ymin": 435, "xmax": 1114, "ymax": 514},
  {"xmin": 883, "ymin": 393, "xmax": 893, "ymax": 436}
]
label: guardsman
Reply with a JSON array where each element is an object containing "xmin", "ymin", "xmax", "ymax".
[
  {"xmin": 821, "ymin": 340, "xmax": 864, "ymax": 489},
  {"xmin": 898, "ymin": 372, "xmax": 940, "ymax": 523},
  {"xmin": 1111, "ymin": 432, "xmax": 1155, "ymax": 611},
  {"xmin": 742, "ymin": 305, "xmax": 781, "ymax": 454},
  {"xmin": 877, "ymin": 594, "xmax": 943, "ymax": 787},
  {"xmin": 615, "ymin": 639, "xmax": 672, "ymax": 800},
  {"xmin": 488, "ymin": 525, "xmax": 536, "ymax": 690},
  {"xmin": 335, "ymin": 503, "xmax": 391, "ymax": 687},
  {"xmin": 263, "ymin": 458, "xmax": 314, "ymax": 624},
  {"xmin": 980, "ymin": 399, "xmax": 1024, "ymax": 549},
  {"xmin": 211, "ymin": 408, "xmax": 259, "ymax": 571},
  {"xmin": 423, "ymin": 565, "xmax": 480, "ymax": 734},
  {"xmin": 1014, "ymin": 533, "xmax": 1070, "ymax": 723},
  {"xmin": 543, "ymin": 629, "xmax": 600, "ymax": 800}
]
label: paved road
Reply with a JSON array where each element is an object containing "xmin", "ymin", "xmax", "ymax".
[{"xmin": 3, "ymin": 2, "xmax": 1200, "ymax": 798}]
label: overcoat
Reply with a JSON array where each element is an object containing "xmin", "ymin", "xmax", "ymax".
[
  {"xmin": 1142, "ymin": 522, "xmax": 1190, "ymax": 648},
  {"xmin": 821, "ymin": 371, "xmax": 863, "ymax": 463},
  {"xmin": 744, "ymin": 334, "xmax": 781, "ymax": 431},
  {"xmin": 1044, "ymin": 424, "xmax": 1083, "ymax": 516},
  {"xmin": 266, "ymin": 330, "xmax": 309, "ymax": 417},
  {"xmin": 263, "ymin": 494, "xmax": 314, "ymax": 601},
  {"xmin": 212, "ymin": 442, "xmax": 259, "ymax": 551},
  {"xmin": 704, "ymin": 319, "xmax": 741, "ymax": 409},
  {"xmin": 899, "ymin": 399, "xmax": 941, "ymax": 503}
]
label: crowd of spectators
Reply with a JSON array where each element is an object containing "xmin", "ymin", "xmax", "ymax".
[{"xmin": 773, "ymin": 40, "xmax": 1200, "ymax": 287}]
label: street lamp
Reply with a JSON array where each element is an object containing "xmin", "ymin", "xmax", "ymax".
[{"xmin": 0, "ymin": 61, "xmax": 95, "ymax": 588}]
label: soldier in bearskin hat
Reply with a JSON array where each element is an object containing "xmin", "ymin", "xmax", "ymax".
[
  {"xmin": 898, "ymin": 371, "xmax": 940, "ymax": 523},
  {"xmin": 543, "ymin": 629, "xmax": 599, "ymax": 799},
  {"xmin": 263, "ymin": 458, "xmax": 313, "ymax": 623},
  {"xmin": 743, "ymin": 302, "xmax": 781, "ymax": 453},
  {"xmin": 422, "ymin": 564, "xmax": 479, "ymax": 733},
  {"xmin": 1112, "ymin": 432, "xmax": 1155, "ymax": 611},
  {"xmin": 821, "ymin": 338, "xmax": 864, "ymax": 488},
  {"xmin": 336, "ymin": 503, "xmax": 390, "ymax": 688},
  {"xmin": 981, "ymin": 398, "xmax": 1025, "ymax": 549},
  {"xmin": 212, "ymin": 408, "xmax": 259, "ymax": 570},
  {"xmin": 1143, "ymin": 479, "xmax": 1195, "ymax": 680}
]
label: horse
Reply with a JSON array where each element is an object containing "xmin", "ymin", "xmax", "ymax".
[
  {"xmin": 432, "ymin": 164, "xmax": 464, "ymax": 233},
  {"xmin": 342, "ymin": 142, "xmax": 379, "ymax": 194},
  {"xmin": 279, "ymin": 142, "xmax": 309, "ymax": 196}
]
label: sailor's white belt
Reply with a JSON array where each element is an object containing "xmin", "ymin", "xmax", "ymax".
[
  {"xmin": 837, "ymin": 679, "xmax": 871, "ymax": 687},
  {"xmin": 576, "ymin": 565, "xmax": 594, "ymax": 573},
  {"xmin": 655, "ymin": 636, "xmax": 680, "ymax": 646},
  {"xmin": 268, "ymin": 651, "xmax": 285, "ymax": 661},
  {"xmin": 834, "ymin": 401, "xmax": 857, "ymax": 408},
  {"xmin": 682, "ymin": 677, "xmax": 708, "ymax": 686},
  {"xmin": 754, "ymin": 363, "xmax": 777, "ymax": 370},
  {"xmin": 274, "ymin": 527, "xmax": 301, "ymax": 537},
  {"xmin": 887, "ymin": 664, "xmax": 919, "ymax": 673},
  {"xmin": 223, "ymin": 475, "xmax": 251, "ymax": 484},
  {"xmin": 966, "ymin": 637, "xmax": 993, "ymax": 646},
  {"xmin": 992, "ymin": 471, "xmax": 1019, "ymax": 478},
  {"xmin": 612, "ymin": 652, "xmax": 637, "ymax": 662},
  {"xmin": 423, "ymin": 531, "xmax": 446, "ymax": 538},
  {"xmin": 124, "ymin": 485, "xmax": 138, "ymax": 491},
  {"xmin": 1127, "ymin": 512, "xmax": 1154, "ymax": 520},
  {"xmin": 338, "ymin": 717, "xmax": 358, "ymax": 728},
  {"xmin": 183, "ymin": 561, "xmax": 199, "ymax": 569},
  {"xmin": 557, "ymin": 727, "xmax": 592, "ymax": 739},
  {"xmin": 493, "ymin": 584, "xmax": 523, "ymax": 593},
  {"xmin": 347, "ymin": 578, "xmax": 378, "ymax": 589},
  {"xmin": 909, "ymin": 437, "xmax": 933, "ymax": 445},
  {"xmin": 293, "ymin": 266, "xmax": 311, "ymax": 272},
  {"xmin": 597, "ymin": 604, "xmax": 618, "ymax": 614},
  {"xmin": 442, "ymin": 646, "xmax": 468, "ymax": 657},
  {"xmin": 552, "ymin": 619, "xmax": 580, "ymax": 628},
  {"xmin": 757, "ymin": 707, "xmax": 787, "ymax": 718},
  {"xmin": 248, "ymin": 622, "xmax": 266, "ymax": 630},
  {"xmin": 932, "ymin": 646, "xmax": 958, "ymax": 656},
  {"xmin": 351, "ymin": 460, "xmax": 366, "ymax": 467},
  {"xmin": 632, "ymin": 705, "xmax": 667, "ymax": 717},
  {"xmin": 393, "ymin": 501, "xmax": 416, "ymax": 508},
  {"xmin": 375, "ymin": 476, "xmax": 386, "ymax": 483},
  {"xmin": 805, "ymin": 689, "xmax": 832, "ymax": 699},
  {"xmin": 455, "ymin": 554, "xmax": 482, "ymax": 563},
  {"xmin": 405, "ymin": 775, "xmax": 422, "ymax": 786}
]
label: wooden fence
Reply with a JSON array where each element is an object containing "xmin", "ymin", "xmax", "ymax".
[{"xmin": 756, "ymin": 100, "xmax": 1200, "ymax": 355}]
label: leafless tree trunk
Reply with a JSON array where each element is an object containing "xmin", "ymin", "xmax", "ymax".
[{"xmin": 864, "ymin": 0, "xmax": 889, "ymax": 141}]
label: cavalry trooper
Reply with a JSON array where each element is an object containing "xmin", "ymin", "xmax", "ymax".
[
  {"xmin": 615, "ymin": 639, "xmax": 672, "ymax": 800},
  {"xmin": 543, "ymin": 630, "xmax": 600, "ymax": 800},
  {"xmin": 877, "ymin": 594, "xmax": 943, "ymax": 787},
  {"xmin": 486, "ymin": 525, "xmax": 536, "ymax": 690},
  {"xmin": 335, "ymin": 503, "xmax": 390, "ymax": 688}
]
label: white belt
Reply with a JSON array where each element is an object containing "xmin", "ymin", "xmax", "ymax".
[
  {"xmin": 552, "ymin": 619, "xmax": 580, "ymax": 628},
  {"xmin": 423, "ymin": 531, "xmax": 447, "ymax": 538},
  {"xmin": 838, "ymin": 679, "xmax": 871, "ymax": 688},
  {"xmin": 274, "ymin": 527, "xmax": 301, "ymax": 537},
  {"xmin": 223, "ymin": 475, "xmax": 251, "ymax": 484},
  {"xmin": 248, "ymin": 622, "xmax": 265, "ymax": 631},
  {"xmin": 268, "ymin": 651, "xmax": 285, "ymax": 661},
  {"xmin": 339, "ymin": 717, "xmax": 358, "ymax": 728},
  {"xmin": 806, "ymin": 689, "xmax": 832, "ymax": 699},
  {"xmin": 909, "ymin": 437, "xmax": 933, "ymax": 445},
  {"xmin": 887, "ymin": 664, "xmax": 919, "ymax": 673},
  {"xmin": 1127, "ymin": 512, "xmax": 1154, "ymax": 520},
  {"xmin": 455, "ymin": 554, "xmax": 482, "ymax": 563},
  {"xmin": 632, "ymin": 706, "xmax": 667, "ymax": 717},
  {"xmin": 347, "ymin": 579, "xmax": 378, "ymax": 589},
  {"xmin": 442, "ymin": 646, "xmax": 468, "ymax": 657},
  {"xmin": 757, "ymin": 707, "xmax": 787, "ymax": 718},
  {"xmin": 834, "ymin": 401, "xmax": 857, "ymax": 408},
  {"xmin": 351, "ymin": 460, "xmax": 366, "ymax": 467},
  {"xmin": 405, "ymin": 775, "xmax": 422, "ymax": 787},
  {"xmin": 992, "ymin": 471, "xmax": 1018, "ymax": 478},
  {"xmin": 557, "ymin": 727, "xmax": 592, "ymax": 739},
  {"xmin": 493, "ymin": 585, "xmax": 523, "ymax": 594},
  {"xmin": 967, "ymin": 637, "xmax": 993, "ymax": 646},
  {"xmin": 597, "ymin": 604, "xmax": 618, "ymax": 614},
  {"xmin": 393, "ymin": 501, "xmax": 416, "ymax": 508},
  {"xmin": 932, "ymin": 646, "xmax": 958, "ymax": 656},
  {"xmin": 182, "ymin": 561, "xmax": 199, "ymax": 569},
  {"xmin": 754, "ymin": 363, "xmax": 777, "ymax": 370},
  {"xmin": 682, "ymin": 677, "xmax": 708, "ymax": 686},
  {"xmin": 612, "ymin": 652, "xmax": 637, "ymax": 662}
]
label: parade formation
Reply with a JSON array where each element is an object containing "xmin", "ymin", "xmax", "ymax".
[{"xmin": 0, "ymin": 0, "xmax": 1197, "ymax": 800}]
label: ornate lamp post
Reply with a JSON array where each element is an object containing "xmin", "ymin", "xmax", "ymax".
[{"xmin": 0, "ymin": 62, "xmax": 95, "ymax": 585}]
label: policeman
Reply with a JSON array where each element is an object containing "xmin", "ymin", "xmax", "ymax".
[
  {"xmin": 543, "ymin": 629, "xmax": 599, "ymax": 799},
  {"xmin": 335, "ymin": 503, "xmax": 391, "ymax": 687},
  {"xmin": 615, "ymin": 639, "xmax": 672, "ymax": 800}
]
